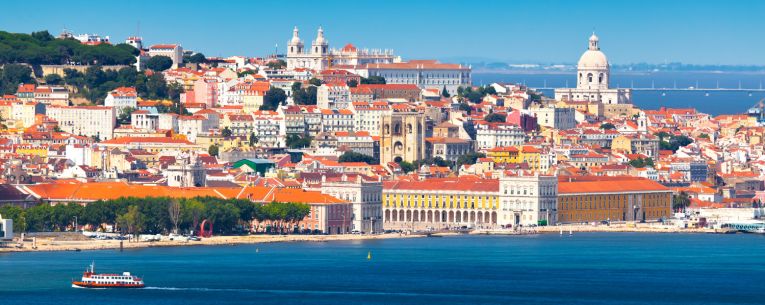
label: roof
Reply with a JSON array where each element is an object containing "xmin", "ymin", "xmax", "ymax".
[
  {"xmin": 384, "ymin": 177, "xmax": 499, "ymax": 193},
  {"xmin": 558, "ymin": 177, "xmax": 669, "ymax": 194}
]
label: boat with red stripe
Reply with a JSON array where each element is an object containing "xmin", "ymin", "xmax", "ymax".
[{"xmin": 71, "ymin": 262, "xmax": 145, "ymax": 289}]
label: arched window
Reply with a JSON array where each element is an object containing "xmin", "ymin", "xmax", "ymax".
[
  {"xmin": 587, "ymin": 73, "xmax": 593, "ymax": 83},
  {"xmin": 598, "ymin": 73, "xmax": 604, "ymax": 84},
  {"xmin": 407, "ymin": 123, "xmax": 413, "ymax": 134},
  {"xmin": 393, "ymin": 123, "xmax": 401, "ymax": 135}
]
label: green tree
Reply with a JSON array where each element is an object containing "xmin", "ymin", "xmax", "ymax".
[
  {"xmin": 188, "ymin": 53, "xmax": 206, "ymax": 64},
  {"xmin": 260, "ymin": 87, "xmax": 287, "ymax": 111},
  {"xmin": 308, "ymin": 78, "xmax": 322, "ymax": 86},
  {"xmin": 286, "ymin": 134, "xmax": 312, "ymax": 148},
  {"xmin": 117, "ymin": 205, "xmax": 145, "ymax": 237},
  {"xmin": 441, "ymin": 86, "xmax": 450, "ymax": 98},
  {"xmin": 221, "ymin": 127, "xmax": 232, "ymax": 137},
  {"xmin": 266, "ymin": 60, "xmax": 286, "ymax": 70},
  {"xmin": 484, "ymin": 113, "xmax": 506, "ymax": 123},
  {"xmin": 44, "ymin": 73, "xmax": 63, "ymax": 85},
  {"xmin": 117, "ymin": 107, "xmax": 136, "ymax": 126},
  {"xmin": 360, "ymin": 76, "xmax": 386, "ymax": 84},
  {"xmin": 457, "ymin": 152, "xmax": 486, "ymax": 167},
  {"xmin": 600, "ymin": 123, "xmax": 616, "ymax": 130},
  {"xmin": 338, "ymin": 151, "xmax": 377, "ymax": 164},
  {"xmin": 397, "ymin": 160, "xmax": 416, "ymax": 173},
  {"xmin": 0, "ymin": 64, "xmax": 34, "ymax": 94},
  {"xmin": 249, "ymin": 132, "xmax": 258, "ymax": 147},
  {"xmin": 346, "ymin": 79, "xmax": 358, "ymax": 87},
  {"xmin": 458, "ymin": 102, "xmax": 472, "ymax": 114},
  {"xmin": 208, "ymin": 144, "xmax": 220, "ymax": 157},
  {"xmin": 146, "ymin": 55, "xmax": 173, "ymax": 71},
  {"xmin": 672, "ymin": 191, "xmax": 691, "ymax": 212}
]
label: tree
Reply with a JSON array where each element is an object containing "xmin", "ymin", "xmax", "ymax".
[
  {"xmin": 484, "ymin": 113, "xmax": 506, "ymax": 123},
  {"xmin": 188, "ymin": 53, "xmax": 206, "ymax": 64},
  {"xmin": 308, "ymin": 78, "xmax": 322, "ymax": 86},
  {"xmin": 600, "ymin": 123, "xmax": 616, "ymax": 130},
  {"xmin": 0, "ymin": 64, "xmax": 34, "ymax": 94},
  {"xmin": 146, "ymin": 55, "xmax": 173, "ymax": 71},
  {"xmin": 397, "ymin": 160, "xmax": 416, "ymax": 173},
  {"xmin": 208, "ymin": 144, "xmax": 219, "ymax": 157},
  {"xmin": 286, "ymin": 134, "xmax": 312, "ymax": 148},
  {"xmin": 346, "ymin": 79, "xmax": 358, "ymax": 87},
  {"xmin": 249, "ymin": 132, "xmax": 258, "ymax": 147},
  {"xmin": 44, "ymin": 73, "xmax": 63, "ymax": 85},
  {"xmin": 699, "ymin": 133, "xmax": 710, "ymax": 139},
  {"xmin": 260, "ymin": 87, "xmax": 287, "ymax": 111},
  {"xmin": 672, "ymin": 191, "xmax": 691, "ymax": 212},
  {"xmin": 221, "ymin": 127, "xmax": 232, "ymax": 137},
  {"xmin": 457, "ymin": 152, "xmax": 486, "ymax": 167},
  {"xmin": 266, "ymin": 60, "xmax": 286, "ymax": 70},
  {"xmin": 441, "ymin": 86, "xmax": 450, "ymax": 98},
  {"xmin": 360, "ymin": 76, "xmax": 386, "ymax": 84},
  {"xmin": 117, "ymin": 107, "xmax": 136, "ymax": 126},
  {"xmin": 458, "ymin": 102, "xmax": 472, "ymax": 114},
  {"xmin": 339, "ymin": 151, "xmax": 377, "ymax": 164},
  {"xmin": 168, "ymin": 199, "xmax": 181, "ymax": 234},
  {"xmin": 117, "ymin": 205, "xmax": 145, "ymax": 238}
]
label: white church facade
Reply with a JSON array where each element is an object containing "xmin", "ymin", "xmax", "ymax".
[
  {"xmin": 286, "ymin": 27, "xmax": 399, "ymax": 71},
  {"xmin": 555, "ymin": 33, "xmax": 631, "ymax": 105}
]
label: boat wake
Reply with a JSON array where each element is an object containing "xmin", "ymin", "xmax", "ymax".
[{"xmin": 143, "ymin": 287, "xmax": 493, "ymax": 298}]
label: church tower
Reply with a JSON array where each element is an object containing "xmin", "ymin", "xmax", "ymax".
[
  {"xmin": 312, "ymin": 26, "xmax": 328, "ymax": 56},
  {"xmin": 287, "ymin": 26, "xmax": 304, "ymax": 56}
]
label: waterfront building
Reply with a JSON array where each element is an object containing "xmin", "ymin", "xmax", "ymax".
[
  {"xmin": 554, "ymin": 33, "xmax": 632, "ymax": 104},
  {"xmin": 498, "ymin": 173, "xmax": 558, "ymax": 226},
  {"xmin": 382, "ymin": 177, "xmax": 500, "ymax": 230},
  {"xmin": 319, "ymin": 174, "xmax": 383, "ymax": 233},
  {"xmin": 557, "ymin": 177, "xmax": 672, "ymax": 223}
]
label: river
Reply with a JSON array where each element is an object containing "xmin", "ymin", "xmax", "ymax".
[
  {"xmin": 473, "ymin": 71, "xmax": 765, "ymax": 115},
  {"xmin": 1, "ymin": 233, "xmax": 764, "ymax": 304}
]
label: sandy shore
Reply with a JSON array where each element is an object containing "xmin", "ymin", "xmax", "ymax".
[{"xmin": 0, "ymin": 233, "xmax": 420, "ymax": 253}]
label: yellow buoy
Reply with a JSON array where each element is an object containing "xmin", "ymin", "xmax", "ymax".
[{"xmin": 367, "ymin": 251, "xmax": 372, "ymax": 260}]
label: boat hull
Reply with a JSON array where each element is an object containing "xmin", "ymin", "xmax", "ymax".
[{"xmin": 72, "ymin": 281, "xmax": 145, "ymax": 289}]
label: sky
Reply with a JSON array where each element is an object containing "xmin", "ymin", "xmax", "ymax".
[{"xmin": 1, "ymin": 0, "xmax": 764, "ymax": 65}]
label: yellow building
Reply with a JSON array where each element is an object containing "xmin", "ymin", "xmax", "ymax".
[
  {"xmin": 13, "ymin": 144, "xmax": 48, "ymax": 159},
  {"xmin": 383, "ymin": 177, "xmax": 500, "ymax": 230},
  {"xmin": 557, "ymin": 177, "xmax": 672, "ymax": 223},
  {"xmin": 487, "ymin": 145, "xmax": 542, "ymax": 171}
]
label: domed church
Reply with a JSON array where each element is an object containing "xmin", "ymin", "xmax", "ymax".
[{"xmin": 555, "ymin": 33, "xmax": 631, "ymax": 105}]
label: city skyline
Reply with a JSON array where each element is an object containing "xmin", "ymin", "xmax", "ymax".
[{"xmin": 1, "ymin": 0, "xmax": 764, "ymax": 65}]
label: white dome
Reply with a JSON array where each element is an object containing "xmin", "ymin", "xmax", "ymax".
[
  {"xmin": 578, "ymin": 50, "xmax": 608, "ymax": 69},
  {"xmin": 290, "ymin": 27, "xmax": 302, "ymax": 45}
]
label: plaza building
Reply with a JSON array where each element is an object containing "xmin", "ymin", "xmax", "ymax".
[
  {"xmin": 382, "ymin": 177, "xmax": 500, "ymax": 230},
  {"xmin": 554, "ymin": 33, "xmax": 631, "ymax": 105},
  {"xmin": 557, "ymin": 177, "xmax": 672, "ymax": 223},
  {"xmin": 318, "ymin": 174, "xmax": 383, "ymax": 234}
]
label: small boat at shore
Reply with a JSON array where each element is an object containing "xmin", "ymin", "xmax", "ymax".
[{"xmin": 71, "ymin": 262, "xmax": 144, "ymax": 289}]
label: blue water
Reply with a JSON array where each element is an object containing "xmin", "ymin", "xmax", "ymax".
[
  {"xmin": 473, "ymin": 72, "xmax": 765, "ymax": 115},
  {"xmin": 1, "ymin": 233, "xmax": 764, "ymax": 304}
]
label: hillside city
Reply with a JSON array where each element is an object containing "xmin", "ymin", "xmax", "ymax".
[{"xmin": 1, "ymin": 27, "xmax": 764, "ymax": 242}]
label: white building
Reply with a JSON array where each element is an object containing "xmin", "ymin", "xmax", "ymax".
[
  {"xmin": 131, "ymin": 110, "xmax": 159, "ymax": 131},
  {"xmin": 350, "ymin": 101, "xmax": 391, "ymax": 136},
  {"xmin": 10, "ymin": 101, "xmax": 37, "ymax": 128},
  {"xmin": 554, "ymin": 33, "xmax": 631, "ymax": 104},
  {"xmin": 165, "ymin": 154, "xmax": 206, "ymax": 187},
  {"xmin": 286, "ymin": 27, "xmax": 398, "ymax": 71},
  {"xmin": 104, "ymin": 87, "xmax": 138, "ymax": 115},
  {"xmin": 475, "ymin": 123, "xmax": 526, "ymax": 150},
  {"xmin": 361, "ymin": 60, "xmax": 471, "ymax": 95},
  {"xmin": 320, "ymin": 174, "xmax": 383, "ymax": 234},
  {"xmin": 46, "ymin": 105, "xmax": 116, "ymax": 140},
  {"xmin": 65, "ymin": 143, "xmax": 93, "ymax": 166},
  {"xmin": 0, "ymin": 213, "xmax": 13, "ymax": 241},
  {"xmin": 148, "ymin": 44, "xmax": 184, "ymax": 69},
  {"xmin": 498, "ymin": 173, "xmax": 558, "ymax": 227},
  {"xmin": 317, "ymin": 83, "xmax": 350, "ymax": 110},
  {"xmin": 532, "ymin": 106, "xmax": 576, "ymax": 130}
]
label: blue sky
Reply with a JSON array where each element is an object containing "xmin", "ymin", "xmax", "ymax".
[{"xmin": 1, "ymin": 0, "xmax": 763, "ymax": 65}]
